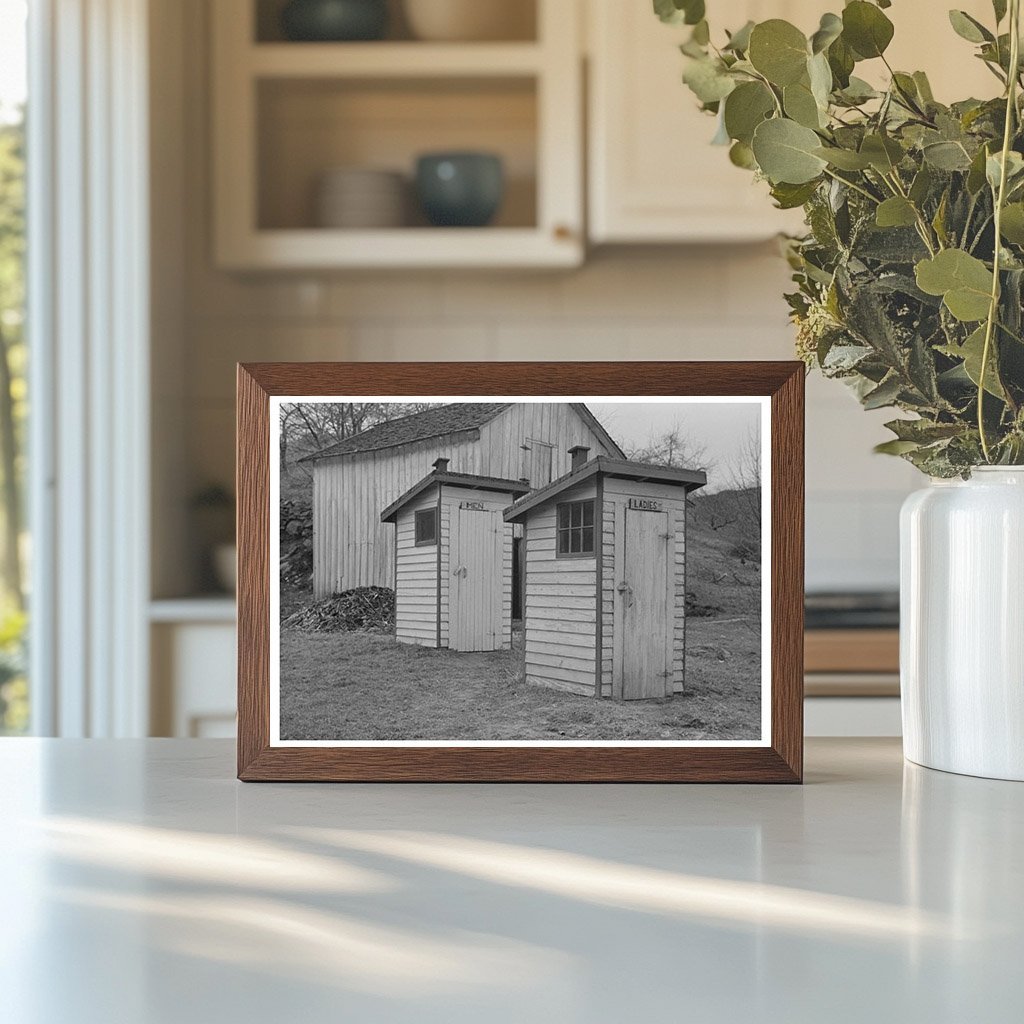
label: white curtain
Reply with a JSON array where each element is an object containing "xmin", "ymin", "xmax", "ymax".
[{"xmin": 28, "ymin": 0, "xmax": 150, "ymax": 736}]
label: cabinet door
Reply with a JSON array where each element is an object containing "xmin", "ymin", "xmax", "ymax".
[
  {"xmin": 588, "ymin": 0, "xmax": 813, "ymax": 243},
  {"xmin": 588, "ymin": 0, "xmax": 995, "ymax": 244}
]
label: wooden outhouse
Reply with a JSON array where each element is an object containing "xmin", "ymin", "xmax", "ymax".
[
  {"xmin": 382, "ymin": 459, "xmax": 530, "ymax": 652},
  {"xmin": 504, "ymin": 449, "xmax": 706, "ymax": 699},
  {"xmin": 301, "ymin": 403, "xmax": 623, "ymax": 598}
]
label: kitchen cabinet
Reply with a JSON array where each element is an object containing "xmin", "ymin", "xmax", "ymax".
[
  {"xmin": 586, "ymin": 0, "xmax": 998, "ymax": 244},
  {"xmin": 587, "ymin": 0, "xmax": 813, "ymax": 243},
  {"xmin": 211, "ymin": 0, "xmax": 583, "ymax": 269}
]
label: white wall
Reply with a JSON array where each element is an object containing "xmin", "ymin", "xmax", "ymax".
[{"xmin": 163, "ymin": 0, "xmax": 920, "ymax": 599}]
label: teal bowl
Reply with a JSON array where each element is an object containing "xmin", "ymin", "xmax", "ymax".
[
  {"xmin": 415, "ymin": 153, "xmax": 505, "ymax": 228},
  {"xmin": 281, "ymin": 0, "xmax": 388, "ymax": 42}
]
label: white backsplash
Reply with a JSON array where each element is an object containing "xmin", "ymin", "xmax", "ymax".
[{"xmin": 180, "ymin": 248, "xmax": 917, "ymax": 594}]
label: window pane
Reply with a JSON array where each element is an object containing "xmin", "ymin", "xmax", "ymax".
[
  {"xmin": 0, "ymin": 1, "xmax": 28, "ymax": 736},
  {"xmin": 557, "ymin": 529, "xmax": 569, "ymax": 555},
  {"xmin": 571, "ymin": 502, "xmax": 582, "ymax": 528},
  {"xmin": 582, "ymin": 501, "xmax": 594, "ymax": 527},
  {"xmin": 558, "ymin": 505, "xmax": 570, "ymax": 530},
  {"xmin": 416, "ymin": 509, "xmax": 436, "ymax": 543},
  {"xmin": 570, "ymin": 529, "xmax": 581, "ymax": 553},
  {"xmin": 581, "ymin": 527, "xmax": 594, "ymax": 553}
]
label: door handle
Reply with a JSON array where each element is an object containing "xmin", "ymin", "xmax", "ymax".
[
  {"xmin": 452, "ymin": 566, "xmax": 468, "ymax": 578},
  {"xmin": 616, "ymin": 581, "xmax": 634, "ymax": 608}
]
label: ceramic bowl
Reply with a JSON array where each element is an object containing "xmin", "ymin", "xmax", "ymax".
[
  {"xmin": 415, "ymin": 152, "xmax": 504, "ymax": 228},
  {"xmin": 316, "ymin": 168, "xmax": 407, "ymax": 228},
  {"xmin": 281, "ymin": 0, "xmax": 388, "ymax": 42}
]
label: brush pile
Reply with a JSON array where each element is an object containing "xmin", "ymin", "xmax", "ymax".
[
  {"xmin": 284, "ymin": 587, "xmax": 395, "ymax": 633},
  {"xmin": 280, "ymin": 500, "xmax": 313, "ymax": 587}
]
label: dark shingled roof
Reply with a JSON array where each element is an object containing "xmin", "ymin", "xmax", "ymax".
[{"xmin": 300, "ymin": 403, "xmax": 511, "ymax": 462}]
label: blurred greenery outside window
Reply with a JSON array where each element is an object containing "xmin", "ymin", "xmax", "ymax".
[{"xmin": 0, "ymin": 0, "xmax": 28, "ymax": 734}]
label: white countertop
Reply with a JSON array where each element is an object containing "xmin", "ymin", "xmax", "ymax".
[{"xmin": 1, "ymin": 738, "xmax": 1020, "ymax": 1023}]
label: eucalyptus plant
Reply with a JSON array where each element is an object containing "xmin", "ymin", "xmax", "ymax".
[{"xmin": 657, "ymin": 0, "xmax": 1024, "ymax": 475}]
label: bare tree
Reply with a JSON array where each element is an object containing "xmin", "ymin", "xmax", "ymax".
[
  {"xmin": 279, "ymin": 402, "xmax": 435, "ymax": 490},
  {"xmin": 624, "ymin": 421, "xmax": 712, "ymax": 473},
  {"xmin": 725, "ymin": 426, "xmax": 762, "ymax": 532}
]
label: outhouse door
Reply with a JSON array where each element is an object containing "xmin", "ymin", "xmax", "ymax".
[
  {"xmin": 450, "ymin": 505, "xmax": 504, "ymax": 652},
  {"xmin": 619, "ymin": 508, "xmax": 671, "ymax": 699}
]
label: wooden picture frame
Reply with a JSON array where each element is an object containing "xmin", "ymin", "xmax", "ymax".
[{"xmin": 238, "ymin": 362, "xmax": 804, "ymax": 782}]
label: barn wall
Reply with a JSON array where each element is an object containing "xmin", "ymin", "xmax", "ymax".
[
  {"xmin": 441, "ymin": 485, "xmax": 516, "ymax": 651},
  {"xmin": 313, "ymin": 404, "xmax": 620, "ymax": 598},
  {"xmin": 394, "ymin": 488, "xmax": 439, "ymax": 647},
  {"xmin": 477, "ymin": 403, "xmax": 618, "ymax": 488},
  {"xmin": 602, "ymin": 477, "xmax": 688, "ymax": 696},
  {"xmin": 313, "ymin": 431, "xmax": 479, "ymax": 598},
  {"xmin": 522, "ymin": 481, "xmax": 599, "ymax": 697}
]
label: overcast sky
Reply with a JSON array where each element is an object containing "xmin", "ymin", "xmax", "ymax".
[{"xmin": 588, "ymin": 401, "xmax": 761, "ymax": 491}]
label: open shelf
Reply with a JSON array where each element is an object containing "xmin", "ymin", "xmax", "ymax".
[
  {"xmin": 253, "ymin": 0, "xmax": 538, "ymax": 44},
  {"xmin": 249, "ymin": 41, "xmax": 544, "ymax": 77},
  {"xmin": 256, "ymin": 76, "xmax": 538, "ymax": 232},
  {"xmin": 212, "ymin": 0, "xmax": 582, "ymax": 268}
]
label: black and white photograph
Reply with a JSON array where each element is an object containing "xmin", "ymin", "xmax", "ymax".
[{"xmin": 271, "ymin": 397, "xmax": 769, "ymax": 746}]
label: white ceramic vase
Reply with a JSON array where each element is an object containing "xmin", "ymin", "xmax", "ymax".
[{"xmin": 900, "ymin": 467, "xmax": 1024, "ymax": 780}]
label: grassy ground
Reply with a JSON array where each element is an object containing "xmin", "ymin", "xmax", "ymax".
[{"xmin": 279, "ymin": 613, "xmax": 761, "ymax": 742}]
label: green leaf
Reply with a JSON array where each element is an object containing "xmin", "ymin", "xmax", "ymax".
[
  {"xmin": 724, "ymin": 20, "xmax": 755, "ymax": 53},
  {"xmin": 814, "ymin": 146, "xmax": 872, "ymax": 170},
  {"xmin": 729, "ymin": 140, "xmax": 757, "ymax": 170},
  {"xmin": 748, "ymin": 20, "xmax": 809, "ymax": 86},
  {"xmin": 860, "ymin": 133, "xmax": 904, "ymax": 173},
  {"xmin": 653, "ymin": 0, "xmax": 705, "ymax": 26},
  {"xmin": 862, "ymin": 374, "xmax": 903, "ymax": 409},
  {"xmin": 682, "ymin": 57, "xmax": 736, "ymax": 104},
  {"xmin": 876, "ymin": 197, "xmax": 918, "ymax": 228},
  {"xmin": 913, "ymin": 71, "xmax": 935, "ymax": 104},
  {"xmin": 1000, "ymin": 203, "xmax": 1024, "ymax": 244},
  {"xmin": 771, "ymin": 180, "xmax": 820, "ymax": 209},
  {"xmin": 837, "ymin": 76, "xmax": 879, "ymax": 104},
  {"xmin": 909, "ymin": 164, "xmax": 933, "ymax": 205},
  {"xmin": 986, "ymin": 150, "xmax": 1024, "ymax": 191},
  {"xmin": 808, "ymin": 51, "xmax": 833, "ymax": 108},
  {"xmin": 948, "ymin": 10, "xmax": 994, "ymax": 44},
  {"xmin": 915, "ymin": 249, "xmax": 994, "ymax": 322},
  {"xmin": 751, "ymin": 118, "xmax": 828, "ymax": 184},
  {"xmin": 884, "ymin": 418, "xmax": 964, "ymax": 443},
  {"xmin": 923, "ymin": 140, "xmax": 973, "ymax": 171},
  {"xmin": 784, "ymin": 80, "xmax": 824, "ymax": 129},
  {"xmin": 967, "ymin": 144, "xmax": 991, "ymax": 193},
  {"xmin": 810, "ymin": 12, "xmax": 843, "ymax": 54},
  {"xmin": 875, "ymin": 439, "xmax": 922, "ymax": 456},
  {"xmin": 939, "ymin": 325, "xmax": 1006, "ymax": 398},
  {"xmin": 723, "ymin": 81, "xmax": 775, "ymax": 144},
  {"xmin": 842, "ymin": 1, "xmax": 895, "ymax": 59},
  {"xmin": 827, "ymin": 36, "xmax": 856, "ymax": 88},
  {"xmin": 993, "ymin": 0, "xmax": 1008, "ymax": 24}
]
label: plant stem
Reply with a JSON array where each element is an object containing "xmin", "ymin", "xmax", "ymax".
[
  {"xmin": 979, "ymin": 0, "xmax": 1021, "ymax": 462},
  {"xmin": 822, "ymin": 167, "xmax": 881, "ymax": 205}
]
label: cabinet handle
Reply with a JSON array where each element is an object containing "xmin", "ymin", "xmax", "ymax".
[{"xmin": 553, "ymin": 224, "xmax": 574, "ymax": 241}]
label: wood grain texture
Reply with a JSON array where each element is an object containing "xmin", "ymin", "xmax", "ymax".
[
  {"xmin": 236, "ymin": 361, "xmax": 805, "ymax": 783},
  {"xmin": 804, "ymin": 629, "xmax": 899, "ymax": 674}
]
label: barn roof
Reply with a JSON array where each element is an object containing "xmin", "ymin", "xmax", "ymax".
[
  {"xmin": 300, "ymin": 402, "xmax": 625, "ymax": 462},
  {"xmin": 503, "ymin": 458, "xmax": 707, "ymax": 523},
  {"xmin": 381, "ymin": 469, "xmax": 531, "ymax": 523}
]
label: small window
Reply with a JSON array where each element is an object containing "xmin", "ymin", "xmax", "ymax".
[
  {"xmin": 414, "ymin": 508, "xmax": 438, "ymax": 546},
  {"xmin": 556, "ymin": 500, "xmax": 595, "ymax": 557}
]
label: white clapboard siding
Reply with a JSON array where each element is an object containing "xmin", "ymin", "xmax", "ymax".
[
  {"xmin": 522, "ymin": 480, "xmax": 598, "ymax": 696},
  {"xmin": 394, "ymin": 490, "xmax": 439, "ymax": 646},
  {"xmin": 312, "ymin": 403, "xmax": 620, "ymax": 598}
]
